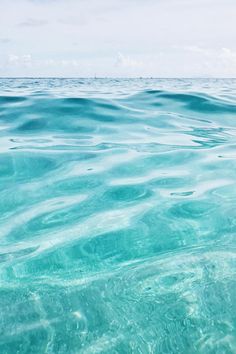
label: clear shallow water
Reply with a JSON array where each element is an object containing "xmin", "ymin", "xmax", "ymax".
[{"xmin": 1, "ymin": 78, "xmax": 236, "ymax": 353}]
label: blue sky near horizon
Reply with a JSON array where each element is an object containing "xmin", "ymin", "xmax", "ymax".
[{"xmin": 0, "ymin": 0, "xmax": 236, "ymax": 77}]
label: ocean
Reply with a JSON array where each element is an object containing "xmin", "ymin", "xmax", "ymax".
[{"xmin": 1, "ymin": 78, "xmax": 236, "ymax": 353}]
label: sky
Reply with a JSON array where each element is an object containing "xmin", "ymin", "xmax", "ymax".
[{"xmin": 0, "ymin": 0, "xmax": 236, "ymax": 78}]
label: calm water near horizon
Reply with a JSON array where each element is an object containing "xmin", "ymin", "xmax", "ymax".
[{"xmin": 1, "ymin": 78, "xmax": 236, "ymax": 353}]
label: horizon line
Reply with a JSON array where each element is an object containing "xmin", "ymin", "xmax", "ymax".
[{"xmin": 1, "ymin": 77, "xmax": 236, "ymax": 80}]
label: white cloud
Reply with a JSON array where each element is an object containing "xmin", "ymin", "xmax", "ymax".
[
  {"xmin": 116, "ymin": 52, "xmax": 143, "ymax": 68},
  {"xmin": 8, "ymin": 54, "xmax": 32, "ymax": 66},
  {"xmin": 8, "ymin": 54, "xmax": 20, "ymax": 64}
]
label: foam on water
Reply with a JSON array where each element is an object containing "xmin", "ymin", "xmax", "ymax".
[{"xmin": 1, "ymin": 78, "xmax": 236, "ymax": 353}]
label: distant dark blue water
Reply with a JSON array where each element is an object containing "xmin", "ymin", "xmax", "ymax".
[{"xmin": 1, "ymin": 78, "xmax": 236, "ymax": 353}]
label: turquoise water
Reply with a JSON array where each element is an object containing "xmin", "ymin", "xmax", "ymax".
[{"xmin": 1, "ymin": 78, "xmax": 236, "ymax": 353}]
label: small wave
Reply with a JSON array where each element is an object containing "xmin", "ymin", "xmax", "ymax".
[{"xmin": 124, "ymin": 89, "xmax": 236, "ymax": 114}]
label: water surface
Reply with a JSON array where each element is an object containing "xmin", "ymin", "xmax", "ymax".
[{"xmin": 1, "ymin": 78, "xmax": 236, "ymax": 353}]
